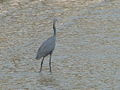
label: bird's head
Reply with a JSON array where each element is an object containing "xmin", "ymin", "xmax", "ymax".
[{"xmin": 53, "ymin": 18, "xmax": 58, "ymax": 23}]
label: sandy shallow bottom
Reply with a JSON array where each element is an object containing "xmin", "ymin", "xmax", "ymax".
[{"xmin": 0, "ymin": 0, "xmax": 120, "ymax": 90}]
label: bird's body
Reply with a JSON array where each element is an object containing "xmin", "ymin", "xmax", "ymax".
[
  {"xmin": 36, "ymin": 36, "xmax": 56, "ymax": 59},
  {"xmin": 36, "ymin": 18, "xmax": 57, "ymax": 72}
]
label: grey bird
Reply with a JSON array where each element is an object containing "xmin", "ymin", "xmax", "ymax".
[{"xmin": 36, "ymin": 19, "xmax": 57, "ymax": 72}]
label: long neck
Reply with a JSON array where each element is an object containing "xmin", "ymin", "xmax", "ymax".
[{"xmin": 53, "ymin": 20, "xmax": 56, "ymax": 36}]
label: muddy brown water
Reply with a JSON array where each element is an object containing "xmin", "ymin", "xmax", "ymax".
[{"xmin": 0, "ymin": 0, "xmax": 120, "ymax": 90}]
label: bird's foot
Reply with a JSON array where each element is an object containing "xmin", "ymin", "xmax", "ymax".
[{"xmin": 39, "ymin": 70, "xmax": 42, "ymax": 73}]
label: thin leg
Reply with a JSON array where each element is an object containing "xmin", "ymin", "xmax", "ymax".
[
  {"xmin": 49, "ymin": 53, "xmax": 52, "ymax": 72},
  {"xmin": 40, "ymin": 57, "xmax": 44, "ymax": 72}
]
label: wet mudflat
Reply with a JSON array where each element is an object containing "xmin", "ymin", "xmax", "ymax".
[{"xmin": 0, "ymin": 0, "xmax": 120, "ymax": 89}]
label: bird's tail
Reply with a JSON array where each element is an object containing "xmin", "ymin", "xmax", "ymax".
[{"xmin": 35, "ymin": 55, "xmax": 41, "ymax": 60}]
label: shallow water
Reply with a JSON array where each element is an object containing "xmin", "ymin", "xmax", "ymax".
[{"xmin": 0, "ymin": 0, "xmax": 120, "ymax": 90}]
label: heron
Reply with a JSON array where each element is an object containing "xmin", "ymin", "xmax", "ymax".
[{"xmin": 35, "ymin": 18, "xmax": 57, "ymax": 72}]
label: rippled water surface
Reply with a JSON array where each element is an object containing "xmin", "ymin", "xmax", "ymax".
[{"xmin": 0, "ymin": 0, "xmax": 120, "ymax": 89}]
